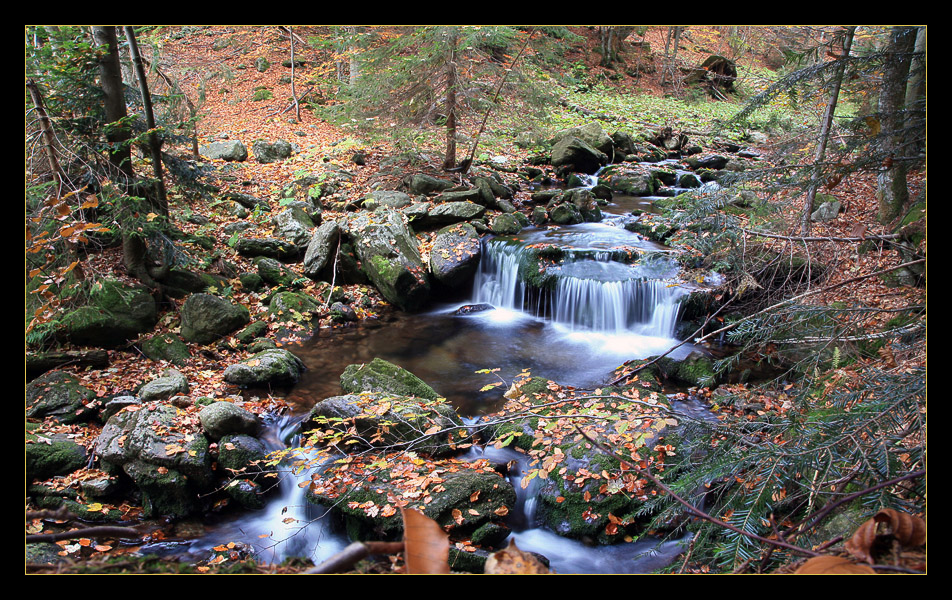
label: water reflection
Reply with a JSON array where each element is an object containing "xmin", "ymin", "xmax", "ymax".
[{"xmin": 281, "ymin": 302, "xmax": 699, "ymax": 417}]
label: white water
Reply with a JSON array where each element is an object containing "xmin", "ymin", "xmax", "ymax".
[
  {"xmin": 158, "ymin": 190, "xmax": 703, "ymax": 572},
  {"xmin": 472, "ymin": 225, "xmax": 688, "ymax": 340}
]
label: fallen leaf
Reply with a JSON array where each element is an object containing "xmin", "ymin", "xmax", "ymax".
[
  {"xmin": 794, "ymin": 555, "xmax": 876, "ymax": 574},
  {"xmin": 401, "ymin": 507, "xmax": 449, "ymax": 574},
  {"xmin": 484, "ymin": 540, "xmax": 551, "ymax": 574}
]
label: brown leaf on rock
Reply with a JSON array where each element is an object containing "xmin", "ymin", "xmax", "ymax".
[
  {"xmin": 845, "ymin": 508, "xmax": 926, "ymax": 563},
  {"xmin": 484, "ymin": 539, "xmax": 551, "ymax": 574}
]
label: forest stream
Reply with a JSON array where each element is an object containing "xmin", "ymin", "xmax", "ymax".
[{"xmin": 141, "ymin": 188, "xmax": 719, "ymax": 573}]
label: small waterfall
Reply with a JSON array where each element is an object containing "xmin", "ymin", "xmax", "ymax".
[{"xmin": 472, "ymin": 236, "xmax": 687, "ymax": 339}]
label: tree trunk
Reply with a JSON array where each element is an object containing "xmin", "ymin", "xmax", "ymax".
[
  {"xmin": 598, "ymin": 26, "xmax": 635, "ymax": 68},
  {"xmin": 442, "ymin": 28, "xmax": 459, "ymax": 170},
  {"xmin": 800, "ymin": 26, "xmax": 855, "ymax": 236},
  {"xmin": 876, "ymin": 26, "xmax": 919, "ymax": 226},
  {"xmin": 25, "ymin": 78, "xmax": 65, "ymax": 191},
  {"xmin": 123, "ymin": 26, "xmax": 169, "ymax": 217},
  {"xmin": 91, "ymin": 26, "xmax": 133, "ymax": 181},
  {"xmin": 288, "ymin": 26, "xmax": 301, "ymax": 121},
  {"xmin": 661, "ymin": 26, "xmax": 683, "ymax": 88},
  {"xmin": 91, "ymin": 26, "xmax": 158, "ymax": 288}
]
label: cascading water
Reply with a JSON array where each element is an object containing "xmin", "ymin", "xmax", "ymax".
[
  {"xmin": 472, "ymin": 235, "xmax": 688, "ymax": 339},
  {"xmin": 169, "ymin": 177, "xmax": 706, "ymax": 573}
]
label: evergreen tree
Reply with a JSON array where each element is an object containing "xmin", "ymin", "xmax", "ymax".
[{"xmin": 323, "ymin": 26, "xmax": 548, "ymax": 171}]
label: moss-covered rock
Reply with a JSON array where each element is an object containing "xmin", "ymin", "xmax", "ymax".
[
  {"xmin": 222, "ymin": 348, "xmax": 306, "ymax": 388},
  {"xmin": 26, "ymin": 431, "xmax": 88, "ymax": 482},
  {"xmin": 339, "ymin": 357, "xmax": 439, "ymax": 400},
  {"xmin": 305, "ymin": 390, "xmax": 468, "ymax": 456},
  {"xmin": 139, "ymin": 333, "xmax": 191, "ymax": 365},
  {"xmin": 61, "ymin": 279, "xmax": 158, "ymax": 348},
  {"xmin": 350, "ymin": 209, "xmax": 430, "ymax": 311},
  {"xmin": 25, "ymin": 370, "xmax": 97, "ymax": 424},
  {"xmin": 179, "ymin": 293, "xmax": 250, "ymax": 345}
]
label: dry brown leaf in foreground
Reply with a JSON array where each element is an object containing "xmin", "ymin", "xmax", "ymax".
[
  {"xmin": 845, "ymin": 508, "xmax": 926, "ymax": 564},
  {"xmin": 401, "ymin": 507, "xmax": 450, "ymax": 574},
  {"xmin": 794, "ymin": 556, "xmax": 876, "ymax": 574},
  {"xmin": 484, "ymin": 539, "xmax": 551, "ymax": 574}
]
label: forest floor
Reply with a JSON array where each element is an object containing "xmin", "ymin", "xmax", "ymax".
[{"xmin": 26, "ymin": 26, "xmax": 926, "ymax": 574}]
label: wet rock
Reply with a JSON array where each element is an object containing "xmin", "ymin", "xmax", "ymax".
[
  {"xmin": 199, "ymin": 401, "xmax": 261, "ymax": 440},
  {"xmin": 222, "ymin": 348, "xmax": 306, "ymax": 388},
  {"xmin": 430, "ymin": 223, "xmax": 482, "ymax": 289}
]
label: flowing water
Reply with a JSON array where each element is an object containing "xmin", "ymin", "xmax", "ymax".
[{"xmin": 152, "ymin": 190, "xmax": 712, "ymax": 573}]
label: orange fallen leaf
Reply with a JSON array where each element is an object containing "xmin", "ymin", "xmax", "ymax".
[
  {"xmin": 401, "ymin": 507, "xmax": 449, "ymax": 574},
  {"xmin": 794, "ymin": 556, "xmax": 876, "ymax": 574}
]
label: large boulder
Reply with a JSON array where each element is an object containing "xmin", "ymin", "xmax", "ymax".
[
  {"xmin": 200, "ymin": 139, "xmax": 247, "ymax": 161},
  {"xmin": 222, "ymin": 348, "xmax": 306, "ymax": 387},
  {"xmin": 95, "ymin": 403, "xmax": 215, "ymax": 518},
  {"xmin": 25, "ymin": 371, "xmax": 97, "ymax": 424},
  {"xmin": 360, "ymin": 190, "xmax": 413, "ymax": 210},
  {"xmin": 304, "ymin": 391, "xmax": 467, "ymax": 457},
  {"xmin": 429, "ymin": 223, "xmax": 482, "ymax": 289},
  {"xmin": 139, "ymin": 333, "xmax": 191, "ymax": 366},
  {"xmin": 306, "ymin": 455, "xmax": 516, "ymax": 543},
  {"xmin": 349, "ymin": 209, "xmax": 430, "ymax": 311},
  {"xmin": 303, "ymin": 221, "xmax": 342, "ymax": 280},
  {"xmin": 198, "ymin": 401, "xmax": 261, "ymax": 440},
  {"xmin": 411, "ymin": 201, "xmax": 486, "ymax": 230},
  {"xmin": 26, "ymin": 429, "xmax": 88, "ymax": 482},
  {"xmin": 179, "ymin": 294, "xmax": 250, "ymax": 345},
  {"xmin": 138, "ymin": 369, "xmax": 190, "ymax": 402},
  {"xmin": 339, "ymin": 357, "xmax": 439, "ymax": 399},
  {"xmin": 404, "ymin": 174, "xmax": 455, "ymax": 195},
  {"xmin": 235, "ymin": 237, "xmax": 302, "ymax": 261},
  {"xmin": 552, "ymin": 122, "xmax": 614, "ymax": 156},
  {"xmin": 61, "ymin": 279, "xmax": 158, "ymax": 348},
  {"xmin": 272, "ymin": 206, "xmax": 316, "ymax": 247},
  {"xmin": 551, "ymin": 136, "xmax": 608, "ymax": 175},
  {"xmin": 252, "ymin": 139, "xmax": 293, "ymax": 164}
]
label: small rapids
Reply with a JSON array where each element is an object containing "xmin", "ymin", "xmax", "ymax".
[{"xmin": 153, "ymin": 187, "xmax": 714, "ymax": 573}]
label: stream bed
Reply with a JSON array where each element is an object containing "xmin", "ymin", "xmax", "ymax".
[{"xmin": 146, "ymin": 193, "xmax": 714, "ymax": 573}]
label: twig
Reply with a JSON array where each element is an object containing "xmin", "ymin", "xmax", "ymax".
[
  {"xmin": 607, "ymin": 293, "xmax": 735, "ymax": 386},
  {"xmin": 573, "ymin": 424, "xmax": 821, "ymax": 558},
  {"xmin": 784, "ymin": 468, "xmax": 926, "ymax": 538},
  {"xmin": 306, "ymin": 541, "xmax": 404, "ymax": 574},
  {"xmin": 463, "ymin": 28, "xmax": 536, "ymax": 171}
]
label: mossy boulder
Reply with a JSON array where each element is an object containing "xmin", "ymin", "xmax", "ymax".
[
  {"xmin": 349, "ymin": 209, "xmax": 430, "ymax": 311},
  {"xmin": 26, "ymin": 431, "xmax": 88, "ymax": 482},
  {"xmin": 179, "ymin": 293, "xmax": 250, "ymax": 345},
  {"xmin": 61, "ymin": 279, "xmax": 158, "ymax": 348},
  {"xmin": 222, "ymin": 348, "xmax": 306, "ymax": 388},
  {"xmin": 306, "ymin": 456, "xmax": 515, "ymax": 544},
  {"xmin": 25, "ymin": 371, "xmax": 97, "ymax": 424},
  {"xmin": 256, "ymin": 257, "xmax": 301, "ymax": 287},
  {"xmin": 95, "ymin": 403, "xmax": 215, "ymax": 517},
  {"xmin": 139, "ymin": 333, "xmax": 191, "ymax": 365},
  {"xmin": 304, "ymin": 391, "xmax": 468, "ymax": 456},
  {"xmin": 339, "ymin": 357, "xmax": 439, "ymax": 399}
]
